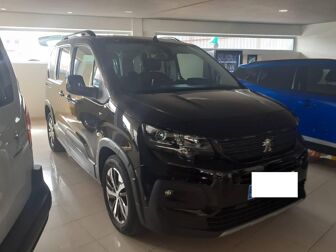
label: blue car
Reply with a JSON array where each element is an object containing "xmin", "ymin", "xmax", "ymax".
[{"xmin": 234, "ymin": 59, "xmax": 336, "ymax": 155}]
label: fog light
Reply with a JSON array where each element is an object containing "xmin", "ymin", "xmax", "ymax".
[{"xmin": 164, "ymin": 190, "xmax": 174, "ymax": 197}]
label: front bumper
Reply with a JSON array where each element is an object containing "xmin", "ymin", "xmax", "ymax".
[
  {"xmin": 141, "ymin": 149, "xmax": 308, "ymax": 236},
  {"xmin": 0, "ymin": 165, "xmax": 52, "ymax": 252},
  {"xmin": 144, "ymin": 179, "xmax": 305, "ymax": 236}
]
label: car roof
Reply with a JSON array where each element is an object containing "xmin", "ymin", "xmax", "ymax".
[
  {"xmin": 56, "ymin": 34, "xmax": 184, "ymax": 47},
  {"xmin": 239, "ymin": 58, "xmax": 336, "ymax": 69}
]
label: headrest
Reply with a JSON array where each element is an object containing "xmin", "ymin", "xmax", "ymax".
[
  {"xmin": 325, "ymin": 69, "xmax": 336, "ymax": 82},
  {"xmin": 144, "ymin": 58, "xmax": 161, "ymax": 71}
]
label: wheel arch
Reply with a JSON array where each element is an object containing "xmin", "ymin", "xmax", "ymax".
[{"xmin": 96, "ymin": 138, "xmax": 145, "ymax": 224}]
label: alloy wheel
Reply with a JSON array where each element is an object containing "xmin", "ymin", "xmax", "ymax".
[
  {"xmin": 106, "ymin": 167, "xmax": 129, "ymax": 224},
  {"xmin": 48, "ymin": 116, "xmax": 55, "ymax": 147}
]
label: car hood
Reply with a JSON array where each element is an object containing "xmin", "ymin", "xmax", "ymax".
[{"xmin": 121, "ymin": 89, "xmax": 297, "ymax": 138}]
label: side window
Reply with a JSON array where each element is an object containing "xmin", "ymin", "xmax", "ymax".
[
  {"xmin": 74, "ymin": 46, "xmax": 95, "ymax": 87},
  {"xmin": 234, "ymin": 68, "xmax": 259, "ymax": 83},
  {"xmin": 48, "ymin": 48, "xmax": 59, "ymax": 79},
  {"xmin": 259, "ymin": 66, "xmax": 295, "ymax": 90},
  {"xmin": 298, "ymin": 65, "xmax": 336, "ymax": 97},
  {"xmin": 57, "ymin": 47, "xmax": 71, "ymax": 81},
  {"xmin": 0, "ymin": 54, "xmax": 14, "ymax": 107}
]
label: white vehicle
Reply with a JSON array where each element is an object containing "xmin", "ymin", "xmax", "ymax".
[{"xmin": 0, "ymin": 39, "xmax": 51, "ymax": 252}]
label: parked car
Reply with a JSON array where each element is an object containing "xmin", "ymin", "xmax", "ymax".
[
  {"xmin": 0, "ymin": 39, "xmax": 51, "ymax": 251},
  {"xmin": 234, "ymin": 59, "xmax": 336, "ymax": 155},
  {"xmin": 45, "ymin": 31, "xmax": 308, "ymax": 237}
]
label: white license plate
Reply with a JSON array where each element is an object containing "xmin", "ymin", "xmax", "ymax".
[{"xmin": 250, "ymin": 172, "xmax": 298, "ymax": 198}]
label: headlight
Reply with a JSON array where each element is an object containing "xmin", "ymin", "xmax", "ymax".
[{"xmin": 143, "ymin": 124, "xmax": 214, "ymax": 160}]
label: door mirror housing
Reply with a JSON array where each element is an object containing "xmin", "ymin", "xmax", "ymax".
[{"xmin": 66, "ymin": 75, "xmax": 98, "ymax": 98}]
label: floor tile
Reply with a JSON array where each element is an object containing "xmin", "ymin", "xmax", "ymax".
[
  {"xmin": 45, "ymin": 205, "xmax": 77, "ymax": 230},
  {"xmin": 98, "ymin": 232, "xmax": 159, "ymax": 252},
  {"xmin": 78, "ymin": 211, "xmax": 116, "ymax": 239},
  {"xmin": 34, "ymin": 221, "xmax": 95, "ymax": 251},
  {"xmin": 76, "ymin": 241, "xmax": 108, "ymax": 252},
  {"xmin": 309, "ymin": 224, "xmax": 336, "ymax": 252}
]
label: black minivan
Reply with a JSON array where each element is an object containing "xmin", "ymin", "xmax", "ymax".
[{"xmin": 45, "ymin": 31, "xmax": 308, "ymax": 236}]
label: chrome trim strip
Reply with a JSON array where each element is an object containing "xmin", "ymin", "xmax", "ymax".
[
  {"xmin": 219, "ymin": 200, "xmax": 302, "ymax": 237},
  {"xmin": 303, "ymin": 136, "xmax": 336, "ymax": 148}
]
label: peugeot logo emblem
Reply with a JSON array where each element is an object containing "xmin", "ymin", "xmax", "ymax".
[{"xmin": 262, "ymin": 138, "xmax": 273, "ymax": 153}]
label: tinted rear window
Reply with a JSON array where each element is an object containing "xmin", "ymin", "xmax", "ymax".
[
  {"xmin": 297, "ymin": 65, "xmax": 336, "ymax": 97},
  {"xmin": 258, "ymin": 66, "xmax": 295, "ymax": 90},
  {"xmin": 0, "ymin": 52, "xmax": 14, "ymax": 107}
]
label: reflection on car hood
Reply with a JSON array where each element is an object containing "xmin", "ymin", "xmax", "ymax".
[{"xmin": 121, "ymin": 89, "xmax": 297, "ymax": 138}]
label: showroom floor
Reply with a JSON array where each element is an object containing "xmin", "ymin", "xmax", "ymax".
[{"xmin": 32, "ymin": 121, "xmax": 336, "ymax": 252}]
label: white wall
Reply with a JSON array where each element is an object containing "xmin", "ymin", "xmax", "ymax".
[
  {"xmin": 143, "ymin": 19, "xmax": 302, "ymax": 37},
  {"xmin": 0, "ymin": 12, "xmax": 303, "ymax": 37},
  {"xmin": 0, "ymin": 12, "xmax": 132, "ymax": 33},
  {"xmin": 297, "ymin": 21, "xmax": 336, "ymax": 59},
  {"xmin": 12, "ymin": 63, "xmax": 48, "ymax": 119},
  {"xmin": 242, "ymin": 50, "xmax": 303, "ymax": 64}
]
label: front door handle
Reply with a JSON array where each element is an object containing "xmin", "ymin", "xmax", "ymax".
[
  {"xmin": 59, "ymin": 90, "xmax": 65, "ymax": 97},
  {"xmin": 66, "ymin": 94, "xmax": 77, "ymax": 104},
  {"xmin": 14, "ymin": 132, "xmax": 20, "ymax": 140}
]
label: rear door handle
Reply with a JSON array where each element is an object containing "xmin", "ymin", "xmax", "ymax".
[
  {"xmin": 59, "ymin": 90, "xmax": 65, "ymax": 97},
  {"xmin": 298, "ymin": 99, "xmax": 312, "ymax": 107}
]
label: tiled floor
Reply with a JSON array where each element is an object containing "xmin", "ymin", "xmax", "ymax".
[{"xmin": 32, "ymin": 121, "xmax": 336, "ymax": 252}]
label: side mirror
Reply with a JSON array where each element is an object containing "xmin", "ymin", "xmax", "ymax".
[{"xmin": 66, "ymin": 75, "xmax": 98, "ymax": 98}]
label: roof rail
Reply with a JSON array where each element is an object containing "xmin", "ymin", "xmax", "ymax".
[
  {"xmin": 63, "ymin": 30, "xmax": 96, "ymax": 40},
  {"xmin": 158, "ymin": 36, "xmax": 181, "ymax": 42}
]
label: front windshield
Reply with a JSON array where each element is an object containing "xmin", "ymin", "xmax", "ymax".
[{"xmin": 103, "ymin": 40, "xmax": 242, "ymax": 93}]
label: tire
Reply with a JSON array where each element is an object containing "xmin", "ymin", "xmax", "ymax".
[
  {"xmin": 102, "ymin": 155, "xmax": 141, "ymax": 236},
  {"xmin": 47, "ymin": 113, "xmax": 65, "ymax": 152}
]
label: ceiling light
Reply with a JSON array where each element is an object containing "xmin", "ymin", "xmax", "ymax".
[
  {"xmin": 124, "ymin": 10, "xmax": 133, "ymax": 14},
  {"xmin": 67, "ymin": 11, "xmax": 73, "ymax": 14},
  {"xmin": 278, "ymin": 9, "xmax": 288, "ymax": 13},
  {"xmin": 0, "ymin": 8, "xmax": 7, "ymax": 11}
]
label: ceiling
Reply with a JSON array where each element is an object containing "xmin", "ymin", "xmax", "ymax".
[{"xmin": 1, "ymin": 0, "xmax": 336, "ymax": 25}]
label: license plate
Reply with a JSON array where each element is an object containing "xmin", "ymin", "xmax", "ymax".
[{"xmin": 252, "ymin": 172, "xmax": 298, "ymax": 198}]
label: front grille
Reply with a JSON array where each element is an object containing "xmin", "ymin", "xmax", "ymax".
[
  {"xmin": 218, "ymin": 128, "xmax": 297, "ymax": 162},
  {"xmin": 207, "ymin": 198, "xmax": 298, "ymax": 231},
  {"xmin": 239, "ymin": 158, "xmax": 300, "ymax": 184}
]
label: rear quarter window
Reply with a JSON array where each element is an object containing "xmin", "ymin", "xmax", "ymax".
[
  {"xmin": 298, "ymin": 65, "xmax": 336, "ymax": 97},
  {"xmin": 0, "ymin": 52, "xmax": 14, "ymax": 107},
  {"xmin": 259, "ymin": 66, "xmax": 295, "ymax": 90}
]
